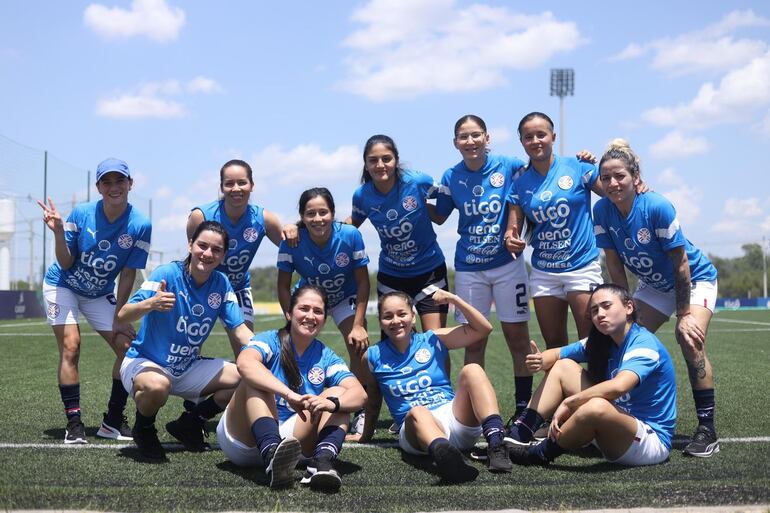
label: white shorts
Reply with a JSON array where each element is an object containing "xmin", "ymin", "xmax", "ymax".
[
  {"xmin": 216, "ymin": 407, "xmax": 265, "ymax": 467},
  {"xmin": 234, "ymin": 288, "xmax": 254, "ymax": 324},
  {"xmin": 634, "ymin": 280, "xmax": 718, "ymax": 317},
  {"xmin": 454, "ymin": 258, "xmax": 530, "ymax": 323},
  {"xmin": 609, "ymin": 418, "xmax": 669, "ymax": 466},
  {"xmin": 398, "ymin": 400, "xmax": 482, "ymax": 455},
  {"xmin": 530, "ymin": 260, "xmax": 603, "ymax": 300},
  {"xmin": 120, "ymin": 356, "xmax": 231, "ymax": 401},
  {"xmin": 330, "ymin": 295, "xmax": 356, "ymax": 326},
  {"xmin": 43, "ymin": 283, "xmax": 115, "ymax": 331}
]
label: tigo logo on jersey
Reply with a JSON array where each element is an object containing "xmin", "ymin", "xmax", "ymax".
[
  {"xmin": 402, "ymin": 196, "xmax": 418, "ymax": 211},
  {"xmin": 489, "ymin": 172, "xmax": 505, "ymax": 188},
  {"xmin": 207, "ymin": 293, "xmax": 222, "ymax": 309},
  {"xmin": 191, "ymin": 304, "xmax": 205, "ymax": 317},
  {"xmin": 307, "ymin": 366, "xmax": 325, "ymax": 385},
  {"xmin": 558, "ymin": 175, "xmax": 574, "ymax": 190},
  {"xmin": 335, "ymin": 252, "xmax": 350, "ymax": 267},
  {"xmin": 117, "ymin": 233, "xmax": 133, "ymax": 250},
  {"xmin": 637, "ymin": 228, "xmax": 652, "ymax": 244},
  {"xmin": 243, "ymin": 227, "xmax": 259, "ymax": 243},
  {"xmin": 414, "ymin": 348, "xmax": 431, "ymax": 363},
  {"xmin": 47, "ymin": 303, "xmax": 60, "ymax": 320},
  {"xmin": 98, "ymin": 240, "xmax": 111, "ymax": 251}
]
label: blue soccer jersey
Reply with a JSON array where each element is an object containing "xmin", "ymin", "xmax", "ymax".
[
  {"xmin": 244, "ymin": 330, "xmax": 354, "ymax": 422},
  {"xmin": 593, "ymin": 192, "xmax": 718, "ymax": 292},
  {"xmin": 508, "ymin": 155, "xmax": 599, "ymax": 273},
  {"xmin": 560, "ymin": 323, "xmax": 677, "ymax": 450},
  {"xmin": 126, "ymin": 261, "xmax": 243, "ymax": 376},
  {"xmin": 277, "ymin": 222, "xmax": 369, "ymax": 308},
  {"xmin": 352, "ymin": 170, "xmax": 445, "ymax": 276},
  {"xmin": 44, "ymin": 200, "xmax": 152, "ymax": 297},
  {"xmin": 194, "ymin": 200, "xmax": 267, "ymax": 291},
  {"xmin": 367, "ymin": 331, "xmax": 455, "ymax": 427},
  {"xmin": 435, "ymin": 154, "xmax": 526, "ymax": 271}
]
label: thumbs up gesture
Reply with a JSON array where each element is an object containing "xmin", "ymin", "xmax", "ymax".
[
  {"xmin": 504, "ymin": 224, "xmax": 526, "ymax": 255},
  {"xmin": 525, "ymin": 339, "xmax": 544, "ymax": 373},
  {"xmin": 151, "ymin": 279, "xmax": 176, "ymax": 312}
]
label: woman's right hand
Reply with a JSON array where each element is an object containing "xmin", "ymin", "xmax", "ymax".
[
  {"xmin": 503, "ymin": 225, "xmax": 526, "ymax": 254},
  {"xmin": 37, "ymin": 197, "xmax": 64, "ymax": 233},
  {"xmin": 282, "ymin": 223, "xmax": 299, "ymax": 248},
  {"xmin": 150, "ymin": 280, "xmax": 176, "ymax": 312}
]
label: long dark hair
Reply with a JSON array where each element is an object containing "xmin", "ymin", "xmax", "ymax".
[
  {"xmin": 585, "ymin": 284, "xmax": 637, "ymax": 383},
  {"xmin": 279, "ymin": 284, "xmax": 329, "ymax": 392},
  {"xmin": 183, "ymin": 220, "xmax": 229, "ymax": 269},
  {"xmin": 297, "ymin": 187, "xmax": 335, "ymax": 230},
  {"xmin": 360, "ymin": 134, "xmax": 404, "ymax": 184}
]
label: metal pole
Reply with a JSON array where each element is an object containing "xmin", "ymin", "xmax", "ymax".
[
  {"xmin": 28, "ymin": 219, "xmax": 34, "ymax": 286},
  {"xmin": 87, "ymin": 170, "xmax": 90, "ymax": 202},
  {"xmin": 559, "ymin": 96, "xmax": 565, "ymax": 156},
  {"xmin": 763, "ymin": 236, "xmax": 767, "ymax": 298},
  {"xmin": 42, "ymin": 150, "xmax": 47, "ymax": 280}
]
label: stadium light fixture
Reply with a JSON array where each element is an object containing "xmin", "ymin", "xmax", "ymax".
[{"xmin": 550, "ymin": 68, "xmax": 574, "ymax": 156}]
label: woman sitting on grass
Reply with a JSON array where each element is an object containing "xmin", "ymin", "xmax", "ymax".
[
  {"xmin": 352, "ymin": 289, "xmax": 511, "ymax": 483},
  {"xmin": 216, "ymin": 284, "xmax": 366, "ymax": 492},
  {"xmin": 505, "ymin": 284, "xmax": 676, "ymax": 467}
]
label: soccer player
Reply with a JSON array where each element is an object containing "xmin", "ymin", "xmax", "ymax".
[
  {"xmin": 216, "ymin": 284, "xmax": 366, "ymax": 491},
  {"xmin": 39, "ymin": 157, "xmax": 151, "ymax": 444},
  {"xmin": 593, "ymin": 139, "xmax": 719, "ymax": 457},
  {"xmin": 187, "ymin": 159, "xmax": 287, "ymax": 357},
  {"xmin": 506, "ymin": 284, "xmax": 677, "ymax": 467},
  {"xmin": 432, "ymin": 114, "xmax": 534, "ymax": 417},
  {"xmin": 354, "ymin": 289, "xmax": 513, "ymax": 482},
  {"xmin": 117, "ymin": 221, "xmax": 250, "ymax": 460},
  {"xmin": 277, "ymin": 188, "xmax": 370, "ymax": 382}
]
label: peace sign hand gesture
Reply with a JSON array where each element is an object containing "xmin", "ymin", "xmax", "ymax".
[{"xmin": 37, "ymin": 197, "xmax": 64, "ymax": 234}]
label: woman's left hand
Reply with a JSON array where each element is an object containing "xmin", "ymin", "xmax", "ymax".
[
  {"xmin": 347, "ymin": 324, "xmax": 369, "ymax": 355},
  {"xmin": 675, "ymin": 313, "xmax": 705, "ymax": 351},
  {"xmin": 281, "ymin": 224, "xmax": 299, "ymax": 248},
  {"xmin": 303, "ymin": 394, "xmax": 336, "ymax": 418},
  {"xmin": 430, "ymin": 289, "xmax": 456, "ymax": 305},
  {"xmin": 576, "ymin": 150, "xmax": 597, "ymax": 164},
  {"xmin": 550, "ymin": 400, "xmax": 573, "ymax": 439}
]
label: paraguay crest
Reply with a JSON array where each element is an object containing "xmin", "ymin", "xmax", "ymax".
[
  {"xmin": 117, "ymin": 233, "xmax": 133, "ymax": 249},
  {"xmin": 402, "ymin": 195, "xmax": 418, "ymax": 211},
  {"xmin": 415, "ymin": 348, "xmax": 431, "ymax": 364},
  {"xmin": 335, "ymin": 252, "xmax": 350, "ymax": 267},
  {"xmin": 207, "ymin": 293, "xmax": 222, "ymax": 309},
  {"xmin": 490, "ymin": 172, "xmax": 505, "ymax": 188},
  {"xmin": 243, "ymin": 227, "xmax": 258, "ymax": 243},
  {"xmin": 637, "ymin": 228, "xmax": 652, "ymax": 245},
  {"xmin": 558, "ymin": 175, "xmax": 573, "ymax": 190},
  {"xmin": 307, "ymin": 366, "xmax": 325, "ymax": 385}
]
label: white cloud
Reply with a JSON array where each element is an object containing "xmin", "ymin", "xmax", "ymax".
[
  {"xmin": 250, "ymin": 144, "xmax": 361, "ymax": 185},
  {"xmin": 488, "ymin": 126, "xmax": 512, "ymax": 145},
  {"xmin": 721, "ymin": 197, "xmax": 763, "ymax": 218},
  {"xmin": 155, "ymin": 186, "xmax": 173, "ymax": 199},
  {"xmin": 83, "ymin": 0, "xmax": 185, "ymax": 43},
  {"xmin": 610, "ymin": 9, "xmax": 770, "ymax": 75},
  {"xmin": 714, "ymin": 197, "xmax": 766, "ymax": 235},
  {"xmin": 339, "ymin": 0, "xmax": 585, "ymax": 101},
  {"xmin": 654, "ymin": 167, "xmax": 701, "ymax": 225},
  {"xmin": 649, "ymin": 130, "xmax": 709, "ymax": 159},
  {"xmin": 642, "ymin": 50, "xmax": 770, "ymax": 127},
  {"xmin": 757, "ymin": 110, "xmax": 770, "ymax": 138},
  {"xmin": 96, "ymin": 77, "xmax": 223, "ymax": 119}
]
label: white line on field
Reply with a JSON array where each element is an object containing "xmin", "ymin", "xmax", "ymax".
[
  {"xmin": 0, "ymin": 437, "xmax": 767, "ymax": 450},
  {"xmin": 0, "ymin": 321, "xmax": 48, "ymax": 329},
  {"xmin": 712, "ymin": 318, "xmax": 770, "ymax": 327}
]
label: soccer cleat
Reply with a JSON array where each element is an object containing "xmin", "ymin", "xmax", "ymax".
[
  {"xmin": 166, "ymin": 412, "xmax": 210, "ymax": 452},
  {"xmin": 265, "ymin": 437, "xmax": 302, "ymax": 489},
  {"xmin": 683, "ymin": 425, "xmax": 720, "ymax": 458},
  {"xmin": 349, "ymin": 410, "xmax": 365, "ymax": 435},
  {"xmin": 486, "ymin": 443, "xmax": 512, "ymax": 473},
  {"xmin": 132, "ymin": 425, "xmax": 166, "ymax": 460},
  {"xmin": 432, "ymin": 441, "xmax": 479, "ymax": 483},
  {"xmin": 64, "ymin": 417, "xmax": 87, "ymax": 444},
  {"xmin": 96, "ymin": 412, "xmax": 133, "ymax": 440},
  {"xmin": 508, "ymin": 443, "xmax": 549, "ymax": 466},
  {"xmin": 532, "ymin": 421, "xmax": 550, "ymax": 441},
  {"xmin": 387, "ymin": 422, "xmax": 400, "ymax": 435},
  {"xmin": 503, "ymin": 422, "xmax": 534, "ymax": 447},
  {"xmin": 301, "ymin": 457, "xmax": 342, "ymax": 492}
]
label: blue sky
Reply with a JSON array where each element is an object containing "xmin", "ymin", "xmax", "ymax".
[{"xmin": 1, "ymin": 0, "xmax": 769, "ymax": 282}]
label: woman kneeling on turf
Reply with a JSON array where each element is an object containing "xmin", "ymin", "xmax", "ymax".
[
  {"xmin": 216, "ymin": 284, "xmax": 366, "ymax": 491},
  {"xmin": 354, "ymin": 289, "xmax": 511, "ymax": 482},
  {"xmin": 506, "ymin": 284, "xmax": 676, "ymax": 466},
  {"xmin": 118, "ymin": 221, "xmax": 250, "ymax": 460}
]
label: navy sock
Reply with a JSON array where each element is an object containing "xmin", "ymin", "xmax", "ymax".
[
  {"xmin": 135, "ymin": 410, "xmax": 156, "ymax": 429},
  {"xmin": 514, "ymin": 376, "xmax": 533, "ymax": 413},
  {"xmin": 427, "ymin": 437, "xmax": 449, "ymax": 458},
  {"xmin": 191, "ymin": 396, "xmax": 224, "ymax": 420},
  {"xmin": 507, "ymin": 408, "xmax": 544, "ymax": 443},
  {"xmin": 107, "ymin": 379, "xmax": 128, "ymax": 418},
  {"xmin": 314, "ymin": 425, "xmax": 346, "ymax": 459},
  {"xmin": 481, "ymin": 414, "xmax": 505, "ymax": 448},
  {"xmin": 531, "ymin": 437, "xmax": 564, "ymax": 462},
  {"xmin": 693, "ymin": 388, "xmax": 716, "ymax": 432},
  {"xmin": 59, "ymin": 383, "xmax": 81, "ymax": 420},
  {"xmin": 182, "ymin": 399, "xmax": 197, "ymax": 412},
  {"xmin": 251, "ymin": 417, "xmax": 281, "ymax": 462}
]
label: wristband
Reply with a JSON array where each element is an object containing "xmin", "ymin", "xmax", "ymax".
[{"xmin": 327, "ymin": 396, "xmax": 340, "ymax": 413}]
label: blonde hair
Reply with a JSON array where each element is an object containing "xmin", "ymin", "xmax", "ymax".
[{"xmin": 599, "ymin": 138, "xmax": 641, "ymax": 178}]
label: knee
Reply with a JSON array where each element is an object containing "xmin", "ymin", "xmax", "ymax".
[
  {"xmin": 60, "ymin": 335, "xmax": 81, "ymax": 359},
  {"xmin": 405, "ymin": 406, "xmax": 430, "ymax": 426},
  {"xmin": 134, "ymin": 372, "xmax": 171, "ymax": 399},
  {"xmin": 573, "ymin": 397, "xmax": 613, "ymax": 423},
  {"xmin": 458, "ymin": 363, "xmax": 485, "ymax": 384},
  {"xmin": 551, "ymin": 358, "xmax": 581, "ymax": 376}
]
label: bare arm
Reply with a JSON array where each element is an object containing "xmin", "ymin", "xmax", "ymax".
[
  {"xmin": 427, "ymin": 204, "xmax": 448, "ymax": 225},
  {"xmin": 263, "ymin": 209, "xmax": 284, "ymax": 247},
  {"xmin": 352, "ymin": 355, "xmax": 382, "ymax": 443},
  {"xmin": 347, "ymin": 266, "xmax": 371, "ymax": 355},
  {"xmin": 236, "ymin": 347, "xmax": 305, "ymax": 407},
  {"xmin": 431, "ymin": 290, "xmax": 493, "ymax": 349},
  {"xmin": 112, "ymin": 267, "xmax": 138, "ymax": 337},
  {"xmin": 304, "ymin": 375, "xmax": 367, "ymax": 417},
  {"xmin": 525, "ymin": 340, "xmax": 562, "ymax": 373},
  {"xmin": 277, "ymin": 270, "xmax": 293, "ymax": 317},
  {"xmin": 503, "ymin": 204, "xmax": 526, "ymax": 254},
  {"xmin": 38, "ymin": 197, "xmax": 75, "ymax": 269},
  {"xmin": 116, "ymin": 279, "xmax": 176, "ymax": 324},
  {"xmin": 344, "ymin": 215, "xmax": 362, "ymax": 227},
  {"xmin": 603, "ymin": 249, "xmax": 629, "ymax": 290},
  {"xmin": 186, "ymin": 209, "xmax": 204, "ymax": 241}
]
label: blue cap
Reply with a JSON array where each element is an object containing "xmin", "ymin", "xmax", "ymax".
[{"xmin": 95, "ymin": 158, "xmax": 130, "ymax": 182}]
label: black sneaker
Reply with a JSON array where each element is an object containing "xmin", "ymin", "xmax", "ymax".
[
  {"xmin": 266, "ymin": 437, "xmax": 302, "ymax": 489},
  {"xmin": 432, "ymin": 441, "xmax": 479, "ymax": 483},
  {"xmin": 683, "ymin": 425, "xmax": 720, "ymax": 458},
  {"xmin": 64, "ymin": 417, "xmax": 87, "ymax": 444},
  {"xmin": 508, "ymin": 443, "xmax": 549, "ymax": 466},
  {"xmin": 301, "ymin": 456, "xmax": 342, "ymax": 492},
  {"xmin": 487, "ymin": 443, "xmax": 512, "ymax": 473},
  {"xmin": 532, "ymin": 420, "xmax": 550, "ymax": 441},
  {"xmin": 166, "ymin": 412, "xmax": 210, "ymax": 452},
  {"xmin": 96, "ymin": 412, "xmax": 133, "ymax": 440},
  {"xmin": 132, "ymin": 424, "xmax": 166, "ymax": 460}
]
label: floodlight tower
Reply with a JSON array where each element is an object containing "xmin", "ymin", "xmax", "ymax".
[{"xmin": 550, "ymin": 68, "xmax": 574, "ymax": 156}]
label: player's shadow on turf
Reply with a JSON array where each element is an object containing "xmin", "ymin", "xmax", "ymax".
[
  {"xmin": 671, "ymin": 434, "xmax": 692, "ymax": 450},
  {"xmin": 43, "ymin": 426, "xmax": 100, "ymax": 441},
  {"xmin": 216, "ymin": 457, "xmax": 362, "ymax": 492},
  {"xmin": 399, "ymin": 451, "xmax": 479, "ymax": 485},
  {"xmin": 116, "ymin": 446, "xmax": 170, "ymax": 464}
]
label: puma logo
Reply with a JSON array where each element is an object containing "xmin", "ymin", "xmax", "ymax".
[{"xmin": 86, "ymin": 228, "xmax": 97, "ymax": 239}]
